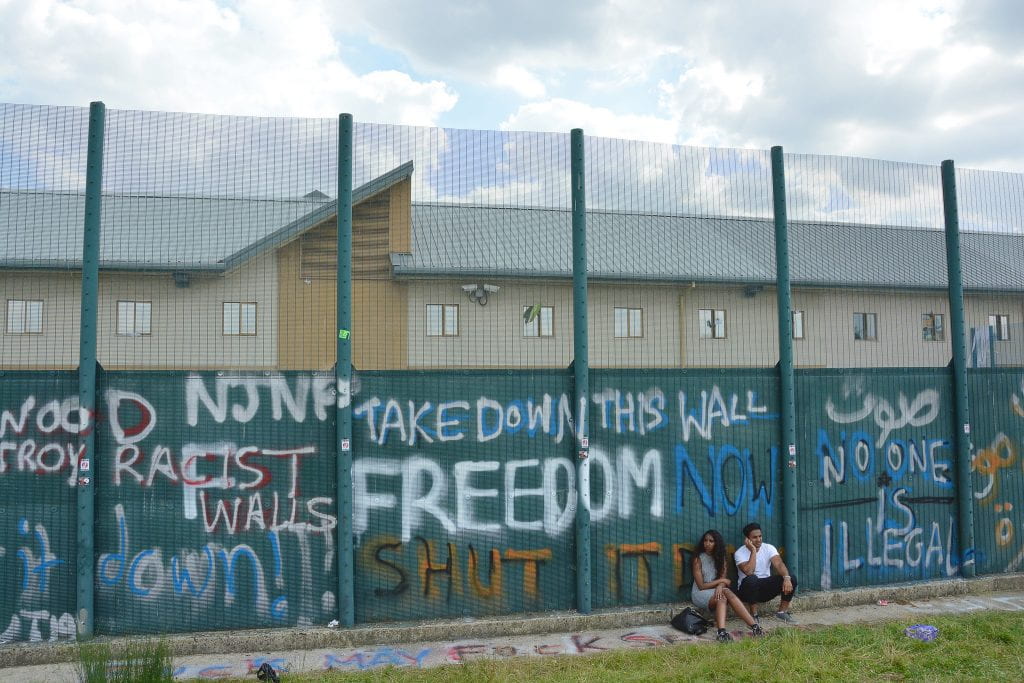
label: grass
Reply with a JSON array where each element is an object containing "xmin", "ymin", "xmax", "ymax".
[
  {"xmin": 260, "ymin": 611, "xmax": 1024, "ymax": 682},
  {"xmin": 78, "ymin": 638, "xmax": 174, "ymax": 683}
]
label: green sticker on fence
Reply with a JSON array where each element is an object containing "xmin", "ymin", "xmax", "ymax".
[{"xmin": 338, "ymin": 329, "xmax": 350, "ymax": 339}]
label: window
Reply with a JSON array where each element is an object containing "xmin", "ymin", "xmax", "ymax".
[
  {"xmin": 614, "ymin": 307, "xmax": 643, "ymax": 338},
  {"xmin": 426, "ymin": 304, "xmax": 459, "ymax": 336},
  {"xmin": 6, "ymin": 299, "xmax": 42, "ymax": 334},
  {"xmin": 117, "ymin": 301, "xmax": 152, "ymax": 336},
  {"xmin": 853, "ymin": 312, "xmax": 877, "ymax": 341},
  {"xmin": 989, "ymin": 314, "xmax": 1010, "ymax": 341},
  {"xmin": 792, "ymin": 310, "xmax": 805, "ymax": 340},
  {"xmin": 523, "ymin": 305, "xmax": 553, "ymax": 337},
  {"xmin": 698, "ymin": 308, "xmax": 726, "ymax": 339},
  {"xmin": 922, "ymin": 313, "xmax": 945, "ymax": 342},
  {"xmin": 223, "ymin": 302, "xmax": 257, "ymax": 336}
]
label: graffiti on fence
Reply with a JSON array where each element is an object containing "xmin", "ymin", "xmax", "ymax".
[
  {"xmin": 810, "ymin": 377, "xmax": 971, "ymax": 590},
  {"xmin": 968, "ymin": 374, "xmax": 1024, "ymax": 574},
  {"xmin": 6, "ymin": 369, "xmax": 1018, "ymax": 638}
]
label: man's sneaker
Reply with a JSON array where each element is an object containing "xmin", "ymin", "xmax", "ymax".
[
  {"xmin": 750, "ymin": 623, "xmax": 764, "ymax": 636},
  {"xmin": 716, "ymin": 629, "xmax": 733, "ymax": 642},
  {"xmin": 774, "ymin": 610, "xmax": 797, "ymax": 624}
]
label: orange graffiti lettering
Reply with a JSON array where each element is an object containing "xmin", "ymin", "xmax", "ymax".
[
  {"xmin": 467, "ymin": 545, "xmax": 502, "ymax": 599},
  {"xmin": 973, "ymin": 433, "xmax": 1016, "ymax": 504},
  {"xmin": 503, "ymin": 548, "xmax": 551, "ymax": 600}
]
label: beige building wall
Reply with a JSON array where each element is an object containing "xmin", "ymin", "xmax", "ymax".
[
  {"xmin": 680, "ymin": 284, "xmax": 781, "ymax": 367},
  {"xmin": 407, "ymin": 280, "xmax": 574, "ymax": 368},
  {"xmin": 1, "ymin": 253, "xmax": 278, "ymax": 369},
  {"xmin": 405, "ymin": 280, "xmax": 1024, "ymax": 370},
  {"xmin": 964, "ymin": 293, "xmax": 1024, "ymax": 365},
  {"xmin": 1, "ymin": 271, "xmax": 83, "ymax": 368},
  {"xmin": 406, "ymin": 281, "xmax": 681, "ymax": 369},
  {"xmin": 589, "ymin": 284, "xmax": 681, "ymax": 367},
  {"xmin": 5, "ymin": 266, "xmax": 1022, "ymax": 371},
  {"xmin": 790, "ymin": 289, "xmax": 952, "ymax": 368}
]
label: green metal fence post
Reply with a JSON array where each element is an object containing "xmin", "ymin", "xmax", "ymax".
[
  {"xmin": 336, "ymin": 113, "xmax": 356, "ymax": 624},
  {"xmin": 77, "ymin": 100, "xmax": 105, "ymax": 639},
  {"xmin": 940, "ymin": 159, "xmax": 976, "ymax": 577},
  {"xmin": 770, "ymin": 146, "xmax": 800, "ymax": 579},
  {"xmin": 571, "ymin": 128, "xmax": 591, "ymax": 614}
]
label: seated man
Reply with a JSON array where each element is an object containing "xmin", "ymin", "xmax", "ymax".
[{"xmin": 733, "ymin": 522, "xmax": 798, "ymax": 624}]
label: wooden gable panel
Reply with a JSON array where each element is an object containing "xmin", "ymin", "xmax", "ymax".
[{"xmin": 300, "ymin": 194, "xmax": 392, "ymax": 279}]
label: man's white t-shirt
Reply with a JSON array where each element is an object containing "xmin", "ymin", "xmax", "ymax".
[{"xmin": 734, "ymin": 542, "xmax": 779, "ymax": 586}]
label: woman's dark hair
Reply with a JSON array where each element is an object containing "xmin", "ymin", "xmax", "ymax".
[{"xmin": 697, "ymin": 529, "xmax": 727, "ymax": 579}]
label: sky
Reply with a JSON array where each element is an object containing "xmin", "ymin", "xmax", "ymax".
[
  {"xmin": 1, "ymin": 0, "xmax": 1022, "ymax": 172},
  {"xmin": 1, "ymin": 0, "xmax": 1023, "ymax": 231}
]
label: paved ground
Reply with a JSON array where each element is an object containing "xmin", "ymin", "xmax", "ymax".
[{"xmin": 4, "ymin": 589, "xmax": 1024, "ymax": 680}]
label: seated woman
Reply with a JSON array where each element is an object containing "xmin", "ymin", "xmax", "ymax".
[{"xmin": 691, "ymin": 529, "xmax": 764, "ymax": 642}]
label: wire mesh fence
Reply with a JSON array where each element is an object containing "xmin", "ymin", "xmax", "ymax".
[{"xmin": 2, "ymin": 102, "xmax": 1024, "ymax": 641}]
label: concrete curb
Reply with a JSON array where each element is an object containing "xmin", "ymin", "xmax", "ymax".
[{"xmin": 4, "ymin": 572, "xmax": 1023, "ymax": 668}]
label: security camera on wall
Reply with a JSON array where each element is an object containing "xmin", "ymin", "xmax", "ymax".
[{"xmin": 461, "ymin": 283, "xmax": 500, "ymax": 306}]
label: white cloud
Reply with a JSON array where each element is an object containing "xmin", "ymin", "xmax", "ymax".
[
  {"xmin": 492, "ymin": 64, "xmax": 546, "ymax": 99},
  {"xmin": 500, "ymin": 98, "xmax": 678, "ymax": 144},
  {"xmin": 0, "ymin": 0, "xmax": 457, "ymax": 124},
  {"xmin": 856, "ymin": 1, "xmax": 958, "ymax": 76}
]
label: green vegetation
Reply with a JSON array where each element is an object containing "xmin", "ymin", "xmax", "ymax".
[
  {"xmin": 271, "ymin": 611, "xmax": 1024, "ymax": 682},
  {"xmin": 78, "ymin": 639, "xmax": 173, "ymax": 683}
]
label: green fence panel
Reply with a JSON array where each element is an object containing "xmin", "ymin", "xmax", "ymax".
[
  {"xmin": 589, "ymin": 369, "xmax": 782, "ymax": 609},
  {"xmin": 967, "ymin": 369, "xmax": 1024, "ymax": 575},
  {"xmin": 92, "ymin": 371, "xmax": 338, "ymax": 635},
  {"xmin": 6, "ymin": 365, "xmax": 1024, "ymax": 642},
  {"xmin": 798, "ymin": 368, "xmax": 963, "ymax": 590},
  {"xmin": 0, "ymin": 371, "xmax": 79, "ymax": 644},
  {"xmin": 352, "ymin": 370, "xmax": 576, "ymax": 622}
]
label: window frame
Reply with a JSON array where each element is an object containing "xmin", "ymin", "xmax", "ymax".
[
  {"xmin": 989, "ymin": 314, "xmax": 1010, "ymax": 341},
  {"xmin": 613, "ymin": 307, "xmax": 644, "ymax": 338},
  {"xmin": 116, "ymin": 300, "xmax": 152, "ymax": 337},
  {"xmin": 426, "ymin": 303, "xmax": 460, "ymax": 337},
  {"xmin": 921, "ymin": 312, "xmax": 945, "ymax": 342},
  {"xmin": 853, "ymin": 312, "xmax": 877, "ymax": 342},
  {"xmin": 698, "ymin": 308, "xmax": 727, "ymax": 339},
  {"xmin": 6, "ymin": 299, "xmax": 43, "ymax": 335},
  {"xmin": 223, "ymin": 302, "xmax": 258, "ymax": 336},
  {"xmin": 523, "ymin": 305, "xmax": 554, "ymax": 338}
]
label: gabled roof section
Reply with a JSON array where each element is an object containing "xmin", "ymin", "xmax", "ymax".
[
  {"xmin": 0, "ymin": 161, "xmax": 414, "ymax": 273},
  {"xmin": 221, "ymin": 161, "xmax": 414, "ymax": 272},
  {"xmin": 392, "ymin": 203, "xmax": 1024, "ymax": 292}
]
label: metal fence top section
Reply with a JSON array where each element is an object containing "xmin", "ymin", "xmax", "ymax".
[{"xmin": 3, "ymin": 161, "xmax": 1024, "ymax": 292}]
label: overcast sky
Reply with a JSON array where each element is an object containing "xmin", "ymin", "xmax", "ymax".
[{"xmin": 2, "ymin": 0, "xmax": 1023, "ymax": 174}]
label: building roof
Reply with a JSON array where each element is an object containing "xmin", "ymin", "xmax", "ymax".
[
  {"xmin": 0, "ymin": 161, "xmax": 414, "ymax": 273},
  {"xmin": 2, "ymin": 162, "xmax": 1022, "ymax": 291},
  {"xmin": 392, "ymin": 203, "xmax": 1024, "ymax": 292}
]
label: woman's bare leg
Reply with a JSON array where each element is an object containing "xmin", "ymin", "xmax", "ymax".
[
  {"xmin": 714, "ymin": 595, "xmax": 728, "ymax": 629},
  {"xmin": 724, "ymin": 589, "xmax": 756, "ymax": 627}
]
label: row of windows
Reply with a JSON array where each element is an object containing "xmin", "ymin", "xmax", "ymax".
[
  {"xmin": 5, "ymin": 298, "xmax": 1016, "ymax": 343},
  {"xmin": 425, "ymin": 304, "xmax": 1014, "ymax": 342},
  {"xmin": 5, "ymin": 299, "xmax": 258, "ymax": 336}
]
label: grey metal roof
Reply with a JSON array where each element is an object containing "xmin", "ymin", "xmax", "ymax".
[
  {"xmin": 3, "ymin": 167, "xmax": 1023, "ymax": 292},
  {"xmin": 0, "ymin": 191, "xmax": 325, "ymax": 271},
  {"xmin": 394, "ymin": 203, "xmax": 1024, "ymax": 292},
  {"xmin": 0, "ymin": 161, "xmax": 414, "ymax": 273}
]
